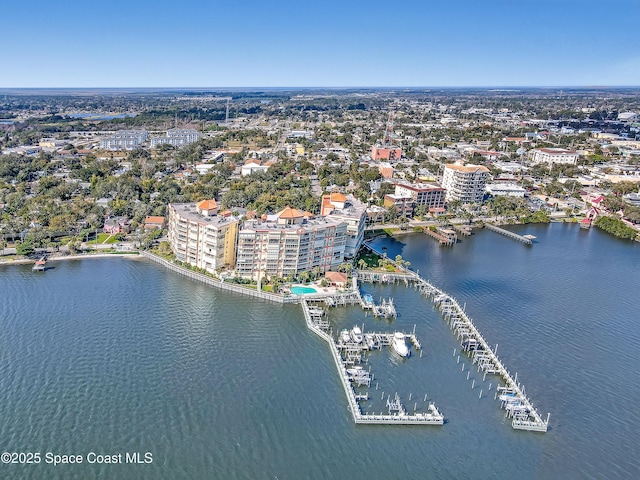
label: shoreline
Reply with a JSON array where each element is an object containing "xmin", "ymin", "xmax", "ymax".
[{"xmin": 0, "ymin": 252, "xmax": 142, "ymax": 266}]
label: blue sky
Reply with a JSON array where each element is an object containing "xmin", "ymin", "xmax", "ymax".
[{"xmin": 2, "ymin": 0, "xmax": 639, "ymax": 87}]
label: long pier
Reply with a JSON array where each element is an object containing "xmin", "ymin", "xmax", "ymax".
[
  {"xmin": 364, "ymin": 242, "xmax": 549, "ymax": 432},
  {"xmin": 484, "ymin": 224, "xmax": 535, "ymax": 245},
  {"xmin": 301, "ymin": 300, "xmax": 444, "ymax": 425}
]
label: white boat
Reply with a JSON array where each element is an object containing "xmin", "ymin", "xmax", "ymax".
[
  {"xmin": 364, "ymin": 333, "xmax": 376, "ymax": 350},
  {"xmin": 340, "ymin": 329, "xmax": 351, "ymax": 344},
  {"xmin": 346, "ymin": 366, "xmax": 366, "ymax": 377},
  {"xmin": 350, "ymin": 326, "xmax": 363, "ymax": 344},
  {"xmin": 391, "ymin": 332, "xmax": 410, "ymax": 357}
]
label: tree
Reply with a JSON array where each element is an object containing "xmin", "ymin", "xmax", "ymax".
[
  {"xmin": 16, "ymin": 239, "xmax": 35, "ymax": 256},
  {"xmin": 624, "ymin": 206, "xmax": 640, "ymax": 224},
  {"xmin": 337, "ymin": 262, "xmax": 353, "ymax": 274},
  {"xmin": 602, "ymin": 194, "xmax": 625, "ymax": 213}
]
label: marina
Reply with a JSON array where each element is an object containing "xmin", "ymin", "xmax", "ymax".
[
  {"xmin": 364, "ymin": 242, "xmax": 549, "ymax": 432},
  {"xmin": 301, "ymin": 299, "xmax": 443, "ymax": 425}
]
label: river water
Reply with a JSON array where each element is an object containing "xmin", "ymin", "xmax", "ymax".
[{"xmin": 0, "ymin": 223, "xmax": 638, "ymax": 479}]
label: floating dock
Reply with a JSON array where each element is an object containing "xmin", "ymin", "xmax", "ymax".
[
  {"xmin": 301, "ymin": 300, "xmax": 443, "ymax": 426},
  {"xmin": 484, "ymin": 224, "xmax": 535, "ymax": 245}
]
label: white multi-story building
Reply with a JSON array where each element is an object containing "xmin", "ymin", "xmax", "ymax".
[
  {"xmin": 528, "ymin": 148, "xmax": 579, "ymax": 165},
  {"xmin": 235, "ymin": 207, "xmax": 347, "ymax": 280},
  {"xmin": 320, "ymin": 192, "xmax": 366, "ymax": 258},
  {"xmin": 485, "ymin": 183, "xmax": 527, "ymax": 198},
  {"xmin": 151, "ymin": 129, "xmax": 201, "ymax": 148},
  {"xmin": 168, "ymin": 200, "xmax": 239, "ymax": 272},
  {"xmin": 99, "ymin": 130, "xmax": 148, "ymax": 150},
  {"xmin": 442, "ymin": 163, "xmax": 490, "ymax": 204}
]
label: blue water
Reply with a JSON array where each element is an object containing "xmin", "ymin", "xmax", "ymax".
[
  {"xmin": 291, "ymin": 286, "xmax": 318, "ymax": 294},
  {"xmin": 0, "ymin": 224, "xmax": 638, "ymax": 479}
]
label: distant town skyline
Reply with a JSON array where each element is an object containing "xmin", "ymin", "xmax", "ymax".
[{"xmin": 2, "ymin": 0, "xmax": 639, "ymax": 88}]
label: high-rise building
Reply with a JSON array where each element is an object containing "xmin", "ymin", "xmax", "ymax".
[
  {"xmin": 168, "ymin": 200, "xmax": 239, "ymax": 272},
  {"xmin": 442, "ymin": 163, "xmax": 490, "ymax": 204},
  {"xmin": 320, "ymin": 192, "xmax": 366, "ymax": 259},
  {"xmin": 235, "ymin": 207, "xmax": 346, "ymax": 280}
]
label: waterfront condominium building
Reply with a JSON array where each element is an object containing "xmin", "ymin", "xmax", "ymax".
[
  {"xmin": 151, "ymin": 129, "xmax": 201, "ymax": 148},
  {"xmin": 528, "ymin": 148, "xmax": 579, "ymax": 165},
  {"xmin": 235, "ymin": 206, "xmax": 347, "ymax": 281},
  {"xmin": 442, "ymin": 163, "xmax": 490, "ymax": 204},
  {"xmin": 99, "ymin": 130, "xmax": 148, "ymax": 150},
  {"xmin": 320, "ymin": 192, "xmax": 367, "ymax": 259},
  {"xmin": 168, "ymin": 199, "xmax": 239, "ymax": 272},
  {"xmin": 394, "ymin": 182, "xmax": 446, "ymax": 213}
]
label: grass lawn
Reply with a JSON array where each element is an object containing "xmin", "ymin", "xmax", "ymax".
[
  {"xmin": 94, "ymin": 233, "xmax": 119, "ymax": 244},
  {"xmin": 356, "ymin": 251, "xmax": 381, "ymax": 268}
]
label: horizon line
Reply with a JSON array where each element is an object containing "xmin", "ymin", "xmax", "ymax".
[{"xmin": 1, "ymin": 85, "xmax": 640, "ymax": 91}]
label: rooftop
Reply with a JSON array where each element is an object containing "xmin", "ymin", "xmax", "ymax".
[{"xmin": 170, "ymin": 203, "xmax": 238, "ymax": 227}]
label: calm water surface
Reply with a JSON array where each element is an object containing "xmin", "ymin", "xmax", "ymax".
[{"xmin": 0, "ymin": 223, "xmax": 638, "ymax": 479}]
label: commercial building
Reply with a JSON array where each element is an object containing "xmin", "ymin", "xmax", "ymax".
[
  {"xmin": 151, "ymin": 129, "xmax": 201, "ymax": 148},
  {"xmin": 100, "ymin": 130, "xmax": 148, "ymax": 150},
  {"xmin": 235, "ymin": 207, "xmax": 346, "ymax": 281},
  {"xmin": 394, "ymin": 183, "xmax": 446, "ymax": 213},
  {"xmin": 372, "ymin": 146, "xmax": 403, "ymax": 161},
  {"xmin": 442, "ymin": 163, "xmax": 490, "ymax": 204},
  {"xmin": 320, "ymin": 192, "xmax": 367, "ymax": 259},
  {"xmin": 528, "ymin": 148, "xmax": 579, "ymax": 165},
  {"xmin": 168, "ymin": 200, "xmax": 239, "ymax": 272}
]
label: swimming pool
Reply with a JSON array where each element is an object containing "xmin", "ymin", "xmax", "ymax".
[{"xmin": 290, "ymin": 286, "xmax": 318, "ymax": 295}]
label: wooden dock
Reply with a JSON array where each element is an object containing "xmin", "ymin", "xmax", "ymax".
[
  {"xmin": 423, "ymin": 227, "xmax": 456, "ymax": 245},
  {"xmin": 484, "ymin": 224, "xmax": 535, "ymax": 245},
  {"xmin": 451, "ymin": 224, "xmax": 472, "ymax": 236}
]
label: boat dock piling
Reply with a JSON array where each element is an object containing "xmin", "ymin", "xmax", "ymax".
[
  {"xmin": 301, "ymin": 299, "xmax": 443, "ymax": 425},
  {"xmin": 424, "ymin": 283, "xmax": 548, "ymax": 432},
  {"xmin": 372, "ymin": 298, "xmax": 397, "ymax": 318},
  {"xmin": 362, "ymin": 241, "xmax": 548, "ymax": 432},
  {"xmin": 484, "ymin": 223, "xmax": 535, "ymax": 245},
  {"xmin": 423, "ymin": 227, "xmax": 457, "ymax": 245},
  {"xmin": 451, "ymin": 224, "xmax": 472, "ymax": 236}
]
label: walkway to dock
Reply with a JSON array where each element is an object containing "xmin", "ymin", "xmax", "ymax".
[
  {"xmin": 301, "ymin": 300, "xmax": 444, "ymax": 426},
  {"xmin": 484, "ymin": 223, "xmax": 535, "ymax": 245}
]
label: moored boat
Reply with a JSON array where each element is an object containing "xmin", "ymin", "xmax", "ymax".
[
  {"xmin": 350, "ymin": 326, "xmax": 363, "ymax": 344},
  {"xmin": 391, "ymin": 332, "xmax": 410, "ymax": 357},
  {"xmin": 340, "ymin": 329, "xmax": 351, "ymax": 344}
]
